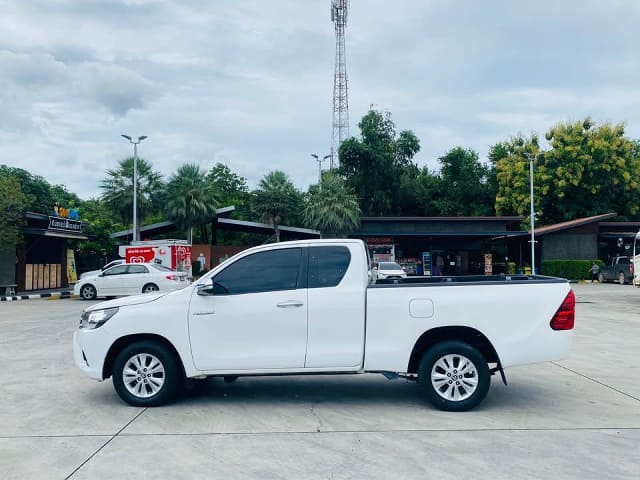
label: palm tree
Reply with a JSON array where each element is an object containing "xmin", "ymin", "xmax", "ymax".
[
  {"xmin": 100, "ymin": 157, "xmax": 164, "ymax": 235},
  {"xmin": 165, "ymin": 164, "xmax": 218, "ymax": 243},
  {"xmin": 252, "ymin": 171, "xmax": 302, "ymax": 242},
  {"xmin": 304, "ymin": 172, "xmax": 361, "ymax": 237}
]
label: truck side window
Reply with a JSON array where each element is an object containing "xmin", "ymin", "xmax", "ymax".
[
  {"xmin": 213, "ymin": 248, "xmax": 302, "ymax": 295},
  {"xmin": 308, "ymin": 246, "xmax": 351, "ymax": 288}
]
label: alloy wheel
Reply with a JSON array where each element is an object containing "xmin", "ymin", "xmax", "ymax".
[
  {"xmin": 430, "ymin": 353, "xmax": 479, "ymax": 401},
  {"xmin": 122, "ymin": 353, "xmax": 165, "ymax": 398}
]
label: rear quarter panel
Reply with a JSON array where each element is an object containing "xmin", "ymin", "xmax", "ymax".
[{"xmin": 364, "ymin": 281, "xmax": 573, "ymax": 372}]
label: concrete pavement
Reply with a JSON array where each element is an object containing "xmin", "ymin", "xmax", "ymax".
[{"xmin": 0, "ymin": 283, "xmax": 638, "ymax": 479}]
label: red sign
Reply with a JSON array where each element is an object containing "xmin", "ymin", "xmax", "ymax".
[{"xmin": 125, "ymin": 247, "xmax": 155, "ymax": 264}]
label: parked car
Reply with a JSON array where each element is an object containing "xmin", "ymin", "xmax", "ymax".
[
  {"xmin": 599, "ymin": 256, "xmax": 633, "ymax": 285},
  {"xmin": 74, "ymin": 239, "xmax": 574, "ymax": 412},
  {"xmin": 74, "ymin": 263, "xmax": 188, "ymax": 300},
  {"xmin": 373, "ymin": 261, "xmax": 407, "ymax": 279},
  {"xmin": 80, "ymin": 259, "xmax": 125, "ymax": 279}
]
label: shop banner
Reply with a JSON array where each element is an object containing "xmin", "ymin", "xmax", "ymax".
[{"xmin": 67, "ymin": 249, "xmax": 77, "ymax": 284}]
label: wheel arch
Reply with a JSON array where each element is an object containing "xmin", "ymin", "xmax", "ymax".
[
  {"xmin": 102, "ymin": 333, "xmax": 186, "ymax": 380},
  {"xmin": 407, "ymin": 326, "xmax": 501, "ymax": 374}
]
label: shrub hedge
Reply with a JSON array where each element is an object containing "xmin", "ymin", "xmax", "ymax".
[{"xmin": 541, "ymin": 260, "xmax": 604, "ymax": 280}]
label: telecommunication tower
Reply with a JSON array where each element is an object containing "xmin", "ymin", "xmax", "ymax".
[{"xmin": 330, "ymin": 0, "xmax": 349, "ymax": 169}]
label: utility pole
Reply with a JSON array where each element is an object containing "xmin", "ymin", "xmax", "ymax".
[
  {"xmin": 121, "ymin": 135, "xmax": 148, "ymax": 242},
  {"xmin": 524, "ymin": 152, "xmax": 536, "ymax": 275}
]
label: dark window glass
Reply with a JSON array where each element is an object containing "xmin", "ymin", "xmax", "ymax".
[
  {"xmin": 128, "ymin": 265, "xmax": 149, "ymax": 274},
  {"xmin": 308, "ymin": 246, "xmax": 351, "ymax": 288},
  {"xmin": 618, "ymin": 258, "xmax": 630, "ymax": 264},
  {"xmin": 150, "ymin": 264, "xmax": 175, "ymax": 272},
  {"xmin": 103, "ymin": 265, "xmax": 129, "ymax": 276},
  {"xmin": 213, "ymin": 248, "xmax": 302, "ymax": 295}
]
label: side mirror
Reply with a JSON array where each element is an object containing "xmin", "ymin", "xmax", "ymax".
[{"xmin": 197, "ymin": 281, "xmax": 215, "ymax": 296}]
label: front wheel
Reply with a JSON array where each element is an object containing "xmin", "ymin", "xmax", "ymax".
[
  {"xmin": 112, "ymin": 341, "xmax": 181, "ymax": 407},
  {"xmin": 598, "ymin": 273, "xmax": 604, "ymax": 283},
  {"xmin": 618, "ymin": 272, "xmax": 625, "ymax": 285},
  {"xmin": 80, "ymin": 284, "xmax": 97, "ymax": 300},
  {"xmin": 418, "ymin": 340, "xmax": 490, "ymax": 411}
]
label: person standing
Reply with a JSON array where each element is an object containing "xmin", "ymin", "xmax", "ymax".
[{"xmin": 590, "ymin": 262, "xmax": 600, "ymax": 283}]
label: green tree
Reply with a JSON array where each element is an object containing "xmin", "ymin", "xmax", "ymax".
[
  {"xmin": 100, "ymin": 157, "xmax": 164, "ymax": 231},
  {"xmin": 252, "ymin": 171, "xmax": 302, "ymax": 242},
  {"xmin": 74, "ymin": 198, "xmax": 124, "ymax": 270},
  {"xmin": 0, "ymin": 175, "xmax": 29, "ymax": 251},
  {"xmin": 339, "ymin": 109, "xmax": 420, "ymax": 215},
  {"xmin": 493, "ymin": 119, "xmax": 640, "ymax": 224},
  {"xmin": 304, "ymin": 172, "xmax": 361, "ymax": 237},
  {"xmin": 165, "ymin": 164, "xmax": 218, "ymax": 243},
  {"xmin": 435, "ymin": 147, "xmax": 496, "ymax": 216},
  {"xmin": 0, "ymin": 165, "xmax": 54, "ymax": 213},
  {"xmin": 206, "ymin": 163, "xmax": 251, "ymax": 218}
]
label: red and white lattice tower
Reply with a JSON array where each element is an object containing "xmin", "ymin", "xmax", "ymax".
[{"xmin": 330, "ymin": 0, "xmax": 349, "ymax": 169}]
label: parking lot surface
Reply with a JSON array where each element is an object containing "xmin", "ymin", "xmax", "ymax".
[{"xmin": 1, "ymin": 283, "xmax": 639, "ymax": 479}]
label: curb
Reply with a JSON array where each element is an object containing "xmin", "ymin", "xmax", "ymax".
[{"xmin": 1, "ymin": 291, "xmax": 75, "ymax": 302}]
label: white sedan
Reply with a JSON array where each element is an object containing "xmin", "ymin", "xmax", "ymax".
[
  {"xmin": 74, "ymin": 263, "xmax": 189, "ymax": 300},
  {"xmin": 80, "ymin": 259, "xmax": 125, "ymax": 279},
  {"xmin": 373, "ymin": 261, "xmax": 408, "ymax": 280}
]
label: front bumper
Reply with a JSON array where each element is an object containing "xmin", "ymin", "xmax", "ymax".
[{"xmin": 73, "ymin": 330, "xmax": 108, "ymax": 381}]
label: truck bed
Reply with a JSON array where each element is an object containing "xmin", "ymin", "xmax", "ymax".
[{"xmin": 371, "ymin": 274, "xmax": 567, "ymax": 287}]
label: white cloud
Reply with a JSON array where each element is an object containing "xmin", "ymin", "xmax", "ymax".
[{"xmin": 0, "ymin": 0, "xmax": 639, "ymax": 203}]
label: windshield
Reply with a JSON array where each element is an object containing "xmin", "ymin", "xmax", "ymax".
[{"xmin": 379, "ymin": 262, "xmax": 402, "ymax": 270}]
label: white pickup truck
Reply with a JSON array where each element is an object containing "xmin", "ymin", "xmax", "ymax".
[{"xmin": 74, "ymin": 239, "xmax": 575, "ymax": 411}]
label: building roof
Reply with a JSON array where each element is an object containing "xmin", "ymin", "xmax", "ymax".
[
  {"xmin": 110, "ymin": 206, "xmax": 320, "ymax": 240},
  {"xmin": 533, "ymin": 213, "xmax": 617, "ymax": 236},
  {"xmin": 361, "ymin": 216, "xmax": 524, "ymax": 222}
]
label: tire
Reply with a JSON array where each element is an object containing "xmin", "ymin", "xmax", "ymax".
[
  {"xmin": 142, "ymin": 283, "xmax": 159, "ymax": 294},
  {"xmin": 80, "ymin": 284, "xmax": 97, "ymax": 300},
  {"xmin": 112, "ymin": 341, "xmax": 181, "ymax": 407},
  {"xmin": 618, "ymin": 272, "xmax": 625, "ymax": 285},
  {"xmin": 598, "ymin": 273, "xmax": 604, "ymax": 283},
  {"xmin": 418, "ymin": 340, "xmax": 490, "ymax": 412}
]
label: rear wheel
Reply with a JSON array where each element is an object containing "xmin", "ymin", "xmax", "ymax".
[
  {"xmin": 418, "ymin": 340, "xmax": 490, "ymax": 411},
  {"xmin": 142, "ymin": 283, "xmax": 159, "ymax": 294},
  {"xmin": 598, "ymin": 273, "xmax": 604, "ymax": 283},
  {"xmin": 618, "ymin": 272, "xmax": 625, "ymax": 285},
  {"xmin": 112, "ymin": 341, "xmax": 181, "ymax": 406}
]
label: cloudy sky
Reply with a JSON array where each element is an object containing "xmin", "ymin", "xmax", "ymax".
[{"xmin": 1, "ymin": 0, "xmax": 639, "ymax": 199}]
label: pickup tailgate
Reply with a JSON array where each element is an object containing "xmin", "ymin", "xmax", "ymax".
[{"xmin": 364, "ymin": 280, "xmax": 573, "ymax": 372}]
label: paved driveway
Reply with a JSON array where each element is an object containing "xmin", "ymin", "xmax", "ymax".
[{"xmin": 0, "ymin": 283, "xmax": 639, "ymax": 479}]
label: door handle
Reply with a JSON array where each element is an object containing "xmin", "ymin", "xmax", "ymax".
[{"xmin": 277, "ymin": 301, "xmax": 304, "ymax": 308}]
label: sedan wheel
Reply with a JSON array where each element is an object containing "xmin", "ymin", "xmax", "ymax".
[
  {"xmin": 142, "ymin": 283, "xmax": 159, "ymax": 294},
  {"xmin": 618, "ymin": 272, "xmax": 625, "ymax": 285},
  {"xmin": 598, "ymin": 273, "xmax": 604, "ymax": 283},
  {"xmin": 418, "ymin": 340, "xmax": 490, "ymax": 411},
  {"xmin": 80, "ymin": 284, "xmax": 96, "ymax": 300}
]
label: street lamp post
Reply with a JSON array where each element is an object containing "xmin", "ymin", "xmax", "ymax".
[
  {"xmin": 121, "ymin": 135, "xmax": 148, "ymax": 242},
  {"xmin": 311, "ymin": 154, "xmax": 332, "ymax": 191},
  {"xmin": 524, "ymin": 152, "xmax": 536, "ymax": 275}
]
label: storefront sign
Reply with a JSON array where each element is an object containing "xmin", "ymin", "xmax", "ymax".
[
  {"xmin": 48, "ymin": 216, "xmax": 83, "ymax": 233},
  {"xmin": 53, "ymin": 205, "xmax": 80, "ymax": 220},
  {"xmin": 366, "ymin": 237, "xmax": 393, "ymax": 245}
]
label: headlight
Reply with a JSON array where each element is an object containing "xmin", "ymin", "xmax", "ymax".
[{"xmin": 80, "ymin": 307, "xmax": 119, "ymax": 329}]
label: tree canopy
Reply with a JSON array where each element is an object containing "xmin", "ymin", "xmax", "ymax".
[
  {"xmin": 252, "ymin": 171, "xmax": 303, "ymax": 242},
  {"xmin": 303, "ymin": 172, "xmax": 361, "ymax": 237}
]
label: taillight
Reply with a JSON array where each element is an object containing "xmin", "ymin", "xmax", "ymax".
[
  {"xmin": 166, "ymin": 274, "xmax": 178, "ymax": 281},
  {"xmin": 550, "ymin": 290, "xmax": 575, "ymax": 330}
]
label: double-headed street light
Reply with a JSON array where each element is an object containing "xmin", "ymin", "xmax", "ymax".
[
  {"xmin": 121, "ymin": 135, "xmax": 148, "ymax": 242},
  {"xmin": 311, "ymin": 154, "xmax": 332, "ymax": 191}
]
